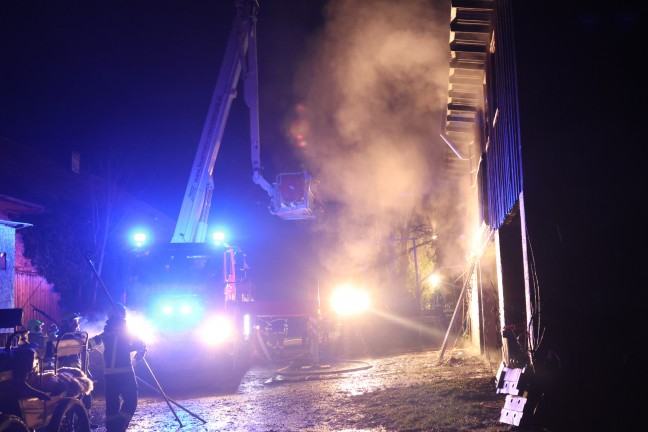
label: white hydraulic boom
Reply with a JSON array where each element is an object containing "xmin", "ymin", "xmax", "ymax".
[{"xmin": 172, "ymin": 0, "xmax": 315, "ymax": 244}]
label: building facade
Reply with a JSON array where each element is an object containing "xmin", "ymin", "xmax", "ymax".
[
  {"xmin": 443, "ymin": 0, "xmax": 642, "ymax": 428},
  {"xmin": 1, "ymin": 197, "xmax": 61, "ymax": 332}
]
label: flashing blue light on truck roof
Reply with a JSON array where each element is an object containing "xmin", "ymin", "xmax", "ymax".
[
  {"xmin": 129, "ymin": 228, "xmax": 152, "ymax": 248},
  {"xmin": 133, "ymin": 232, "xmax": 147, "ymax": 247},
  {"xmin": 212, "ymin": 231, "xmax": 225, "ymax": 244}
]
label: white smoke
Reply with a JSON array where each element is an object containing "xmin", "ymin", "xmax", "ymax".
[{"xmin": 291, "ymin": 0, "xmax": 462, "ymax": 282}]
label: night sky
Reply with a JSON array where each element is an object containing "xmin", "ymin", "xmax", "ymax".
[
  {"xmin": 1, "ymin": 1, "xmax": 329, "ymax": 298},
  {"xmin": 0, "ymin": 1, "xmax": 324, "ymax": 217}
]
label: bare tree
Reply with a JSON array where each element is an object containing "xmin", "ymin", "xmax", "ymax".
[{"xmin": 87, "ymin": 147, "xmax": 131, "ymax": 307}]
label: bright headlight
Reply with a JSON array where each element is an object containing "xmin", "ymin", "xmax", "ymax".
[
  {"xmin": 330, "ymin": 284, "xmax": 371, "ymax": 316},
  {"xmin": 198, "ymin": 315, "xmax": 233, "ymax": 346},
  {"xmin": 151, "ymin": 295, "xmax": 205, "ymax": 329}
]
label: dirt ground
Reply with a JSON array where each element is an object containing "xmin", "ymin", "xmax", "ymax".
[{"xmin": 87, "ymin": 346, "xmax": 526, "ymax": 432}]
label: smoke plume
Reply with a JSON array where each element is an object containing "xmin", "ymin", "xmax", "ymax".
[{"xmin": 292, "ymin": 0, "xmax": 463, "ymax": 283}]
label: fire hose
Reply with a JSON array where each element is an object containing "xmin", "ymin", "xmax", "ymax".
[{"xmin": 135, "ymin": 374, "xmax": 207, "ymax": 424}]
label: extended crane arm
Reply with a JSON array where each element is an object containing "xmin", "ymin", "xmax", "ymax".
[
  {"xmin": 173, "ymin": 1, "xmax": 271, "ymax": 243},
  {"xmin": 241, "ymin": 3, "xmax": 275, "ymax": 198},
  {"xmin": 173, "ymin": 1, "xmax": 316, "ymax": 244}
]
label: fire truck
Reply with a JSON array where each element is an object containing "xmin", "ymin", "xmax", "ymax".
[{"xmin": 125, "ymin": 0, "xmax": 317, "ymax": 388}]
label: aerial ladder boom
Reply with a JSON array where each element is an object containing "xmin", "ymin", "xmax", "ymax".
[
  {"xmin": 172, "ymin": 8, "xmax": 249, "ymax": 243},
  {"xmin": 173, "ymin": 1, "xmax": 314, "ymax": 244},
  {"xmin": 242, "ymin": 4, "xmax": 274, "ymax": 198}
]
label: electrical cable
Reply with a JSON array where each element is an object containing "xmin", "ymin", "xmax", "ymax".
[{"xmin": 524, "ymin": 227, "xmax": 545, "ymax": 364}]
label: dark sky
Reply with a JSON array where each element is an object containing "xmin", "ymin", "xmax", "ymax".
[
  {"xmin": 0, "ymin": 1, "xmax": 323, "ymax": 216},
  {"xmin": 0, "ymin": 1, "xmax": 328, "ymax": 298}
]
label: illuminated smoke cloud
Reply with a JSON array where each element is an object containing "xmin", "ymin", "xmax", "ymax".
[{"xmin": 292, "ymin": 0, "xmax": 467, "ymax": 279}]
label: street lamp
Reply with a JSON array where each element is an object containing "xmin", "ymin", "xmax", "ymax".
[{"xmin": 429, "ymin": 273, "xmax": 441, "ymax": 290}]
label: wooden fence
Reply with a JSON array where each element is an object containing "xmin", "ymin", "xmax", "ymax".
[{"xmin": 13, "ymin": 271, "xmax": 61, "ymax": 329}]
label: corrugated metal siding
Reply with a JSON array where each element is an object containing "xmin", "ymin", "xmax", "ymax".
[
  {"xmin": 485, "ymin": 0, "xmax": 523, "ymax": 229},
  {"xmin": 14, "ymin": 272, "xmax": 61, "ymax": 327}
]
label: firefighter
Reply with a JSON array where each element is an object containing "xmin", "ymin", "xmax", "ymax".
[
  {"xmin": 90, "ymin": 303, "xmax": 146, "ymax": 432},
  {"xmin": 57, "ymin": 312, "xmax": 85, "ymax": 370},
  {"xmin": 26, "ymin": 318, "xmax": 56, "ymax": 369},
  {"xmin": 56, "ymin": 311, "xmax": 97, "ymax": 426},
  {"xmin": 26, "ymin": 319, "xmax": 46, "ymax": 347}
]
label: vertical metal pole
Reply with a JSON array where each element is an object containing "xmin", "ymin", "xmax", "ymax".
[
  {"xmin": 316, "ymin": 279, "xmax": 321, "ymax": 316},
  {"xmin": 438, "ymin": 259, "xmax": 477, "ymax": 362},
  {"xmin": 309, "ymin": 280, "xmax": 320, "ymax": 366},
  {"xmin": 412, "ymin": 238, "xmax": 421, "ymax": 313},
  {"xmin": 412, "ymin": 238, "xmax": 422, "ymax": 342},
  {"xmin": 309, "ymin": 316, "xmax": 319, "ymax": 367},
  {"xmin": 438, "ymin": 274, "xmax": 469, "ymax": 362}
]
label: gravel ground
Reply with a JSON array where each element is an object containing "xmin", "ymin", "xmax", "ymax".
[{"xmin": 87, "ymin": 347, "xmax": 520, "ymax": 432}]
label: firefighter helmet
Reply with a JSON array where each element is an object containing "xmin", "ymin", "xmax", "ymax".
[
  {"xmin": 59, "ymin": 312, "xmax": 82, "ymax": 333},
  {"xmin": 61, "ymin": 311, "xmax": 81, "ymax": 323},
  {"xmin": 27, "ymin": 319, "xmax": 43, "ymax": 332},
  {"xmin": 111, "ymin": 302, "xmax": 127, "ymax": 320}
]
